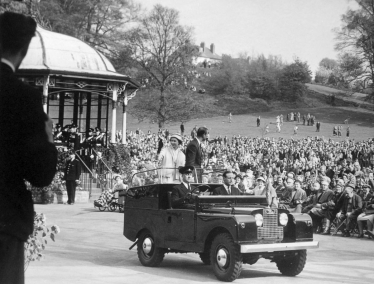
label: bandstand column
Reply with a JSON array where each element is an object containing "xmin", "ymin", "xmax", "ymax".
[
  {"xmin": 42, "ymin": 75, "xmax": 50, "ymax": 113},
  {"xmin": 111, "ymin": 83, "xmax": 119, "ymax": 144},
  {"xmin": 122, "ymin": 89, "xmax": 138, "ymax": 144},
  {"xmin": 122, "ymin": 101, "xmax": 127, "ymax": 144}
]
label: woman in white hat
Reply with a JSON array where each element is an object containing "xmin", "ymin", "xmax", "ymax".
[{"xmin": 158, "ymin": 133, "xmax": 185, "ymax": 183}]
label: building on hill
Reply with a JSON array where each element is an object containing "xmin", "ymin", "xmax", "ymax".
[{"xmin": 193, "ymin": 42, "xmax": 222, "ymax": 67}]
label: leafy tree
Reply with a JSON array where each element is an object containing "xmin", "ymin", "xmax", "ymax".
[
  {"xmin": 1, "ymin": 0, "xmax": 140, "ymax": 60},
  {"xmin": 126, "ymin": 4, "xmax": 199, "ymax": 128},
  {"xmin": 319, "ymin": 57, "xmax": 338, "ymax": 70},
  {"xmin": 279, "ymin": 59, "xmax": 311, "ymax": 101},
  {"xmin": 335, "ymin": 0, "xmax": 374, "ymax": 95}
]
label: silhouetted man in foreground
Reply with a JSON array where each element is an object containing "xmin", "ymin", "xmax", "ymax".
[{"xmin": 0, "ymin": 12, "xmax": 58, "ymax": 283}]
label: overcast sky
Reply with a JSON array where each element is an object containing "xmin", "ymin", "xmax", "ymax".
[{"xmin": 138, "ymin": 0, "xmax": 358, "ymax": 75}]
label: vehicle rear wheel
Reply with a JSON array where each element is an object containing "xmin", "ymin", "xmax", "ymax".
[
  {"xmin": 98, "ymin": 205, "xmax": 106, "ymax": 211},
  {"xmin": 108, "ymin": 203, "xmax": 117, "ymax": 212},
  {"xmin": 199, "ymin": 252, "xmax": 211, "ymax": 265},
  {"xmin": 276, "ymin": 250, "xmax": 307, "ymax": 276},
  {"xmin": 137, "ymin": 231, "xmax": 165, "ymax": 267},
  {"xmin": 210, "ymin": 233, "xmax": 242, "ymax": 282}
]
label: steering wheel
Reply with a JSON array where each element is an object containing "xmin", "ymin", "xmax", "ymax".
[{"xmin": 193, "ymin": 184, "xmax": 211, "ymax": 194}]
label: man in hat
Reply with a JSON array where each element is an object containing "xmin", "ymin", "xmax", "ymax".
[
  {"xmin": 0, "ymin": 12, "xmax": 58, "ymax": 283},
  {"xmin": 171, "ymin": 166, "xmax": 200, "ymax": 209},
  {"xmin": 213, "ymin": 171, "xmax": 242, "ymax": 195},
  {"xmin": 336, "ymin": 186, "xmax": 363, "ymax": 237},
  {"xmin": 63, "ymin": 152, "xmax": 82, "ymax": 205}
]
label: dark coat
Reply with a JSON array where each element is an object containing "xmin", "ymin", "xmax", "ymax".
[
  {"xmin": 64, "ymin": 159, "xmax": 81, "ymax": 181},
  {"xmin": 185, "ymin": 138, "xmax": 202, "ymax": 168},
  {"xmin": 171, "ymin": 183, "xmax": 199, "ymax": 209},
  {"xmin": 0, "ymin": 63, "xmax": 58, "ymax": 241},
  {"xmin": 213, "ymin": 185, "xmax": 242, "ymax": 196},
  {"xmin": 316, "ymin": 189, "xmax": 334, "ymax": 205},
  {"xmin": 342, "ymin": 194, "xmax": 363, "ymax": 216}
]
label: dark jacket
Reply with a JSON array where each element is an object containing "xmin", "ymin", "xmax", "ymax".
[
  {"xmin": 341, "ymin": 194, "xmax": 363, "ymax": 216},
  {"xmin": 171, "ymin": 183, "xmax": 199, "ymax": 209},
  {"xmin": 185, "ymin": 138, "xmax": 202, "ymax": 168},
  {"xmin": 0, "ymin": 63, "xmax": 58, "ymax": 241},
  {"xmin": 64, "ymin": 159, "xmax": 81, "ymax": 181},
  {"xmin": 316, "ymin": 189, "xmax": 334, "ymax": 206},
  {"xmin": 213, "ymin": 185, "xmax": 242, "ymax": 196}
]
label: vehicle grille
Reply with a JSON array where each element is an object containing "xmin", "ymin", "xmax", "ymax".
[{"xmin": 257, "ymin": 208, "xmax": 283, "ymax": 241}]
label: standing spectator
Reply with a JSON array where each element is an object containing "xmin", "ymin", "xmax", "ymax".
[
  {"xmin": 346, "ymin": 126, "xmax": 350, "ymax": 137},
  {"xmin": 0, "ymin": 12, "xmax": 58, "ymax": 282},
  {"xmin": 338, "ymin": 125, "xmax": 342, "ymax": 136},
  {"xmin": 303, "ymin": 114, "xmax": 306, "ymax": 125},
  {"xmin": 333, "ymin": 125, "xmax": 337, "ymax": 136},
  {"xmin": 63, "ymin": 152, "xmax": 81, "ymax": 205},
  {"xmin": 316, "ymin": 121, "xmax": 321, "ymax": 132},
  {"xmin": 294, "ymin": 126, "xmax": 298, "ymax": 135},
  {"xmin": 280, "ymin": 114, "xmax": 283, "ymax": 125},
  {"xmin": 180, "ymin": 122, "xmax": 185, "ymax": 136},
  {"xmin": 257, "ymin": 116, "xmax": 261, "ymax": 127},
  {"xmin": 307, "ymin": 113, "xmax": 311, "ymax": 126},
  {"xmin": 228, "ymin": 112, "xmax": 232, "ymax": 123}
]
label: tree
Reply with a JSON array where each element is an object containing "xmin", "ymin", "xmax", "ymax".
[
  {"xmin": 335, "ymin": 0, "xmax": 374, "ymax": 95},
  {"xmin": 319, "ymin": 57, "xmax": 338, "ymax": 70},
  {"xmin": 126, "ymin": 4, "xmax": 199, "ymax": 128},
  {"xmin": 1, "ymin": 0, "xmax": 141, "ymax": 60},
  {"xmin": 279, "ymin": 59, "xmax": 312, "ymax": 101}
]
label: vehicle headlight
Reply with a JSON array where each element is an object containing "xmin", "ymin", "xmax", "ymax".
[
  {"xmin": 279, "ymin": 213, "xmax": 288, "ymax": 226},
  {"xmin": 255, "ymin": 214, "xmax": 263, "ymax": 227}
]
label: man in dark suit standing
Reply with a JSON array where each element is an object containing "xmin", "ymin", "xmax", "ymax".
[
  {"xmin": 171, "ymin": 166, "xmax": 200, "ymax": 209},
  {"xmin": 64, "ymin": 152, "xmax": 82, "ymax": 205},
  {"xmin": 213, "ymin": 171, "xmax": 242, "ymax": 195},
  {"xmin": 185, "ymin": 127, "xmax": 208, "ymax": 182},
  {"xmin": 0, "ymin": 12, "xmax": 58, "ymax": 283}
]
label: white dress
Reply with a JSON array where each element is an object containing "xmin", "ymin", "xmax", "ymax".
[{"xmin": 158, "ymin": 146, "xmax": 186, "ymax": 183}]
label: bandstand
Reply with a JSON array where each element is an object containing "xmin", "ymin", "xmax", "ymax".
[{"xmin": 16, "ymin": 26, "xmax": 140, "ymax": 145}]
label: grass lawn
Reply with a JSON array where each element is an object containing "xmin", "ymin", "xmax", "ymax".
[{"xmin": 123, "ymin": 106, "xmax": 374, "ymax": 141}]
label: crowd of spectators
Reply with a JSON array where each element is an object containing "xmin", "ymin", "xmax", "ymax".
[{"xmin": 124, "ymin": 127, "xmax": 374, "ymax": 239}]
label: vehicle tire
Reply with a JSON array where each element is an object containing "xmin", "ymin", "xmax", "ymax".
[
  {"xmin": 210, "ymin": 233, "xmax": 242, "ymax": 282},
  {"xmin": 276, "ymin": 250, "xmax": 307, "ymax": 276},
  {"xmin": 108, "ymin": 203, "xmax": 117, "ymax": 212},
  {"xmin": 199, "ymin": 252, "xmax": 211, "ymax": 265},
  {"xmin": 137, "ymin": 230, "xmax": 165, "ymax": 267},
  {"xmin": 98, "ymin": 205, "xmax": 106, "ymax": 212}
]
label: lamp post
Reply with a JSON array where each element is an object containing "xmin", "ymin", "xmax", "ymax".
[{"xmin": 122, "ymin": 88, "xmax": 138, "ymax": 144}]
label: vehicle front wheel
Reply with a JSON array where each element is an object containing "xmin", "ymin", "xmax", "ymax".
[
  {"xmin": 276, "ymin": 250, "xmax": 307, "ymax": 276},
  {"xmin": 137, "ymin": 231, "xmax": 165, "ymax": 267},
  {"xmin": 210, "ymin": 233, "xmax": 242, "ymax": 282}
]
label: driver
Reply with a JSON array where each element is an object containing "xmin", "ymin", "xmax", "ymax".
[{"xmin": 171, "ymin": 166, "xmax": 200, "ymax": 209}]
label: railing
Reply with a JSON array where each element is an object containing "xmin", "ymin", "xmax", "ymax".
[
  {"xmin": 92, "ymin": 149, "xmax": 115, "ymax": 190},
  {"xmin": 75, "ymin": 151, "xmax": 93, "ymax": 197}
]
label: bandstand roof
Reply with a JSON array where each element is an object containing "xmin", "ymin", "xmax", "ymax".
[{"xmin": 18, "ymin": 26, "xmax": 139, "ymax": 89}]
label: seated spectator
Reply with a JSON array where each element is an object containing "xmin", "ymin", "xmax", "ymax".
[
  {"xmin": 336, "ymin": 186, "xmax": 363, "ymax": 237},
  {"xmin": 302, "ymin": 182, "xmax": 320, "ymax": 213},
  {"xmin": 357, "ymin": 194, "xmax": 374, "ymax": 238},
  {"xmin": 280, "ymin": 179, "xmax": 307, "ymax": 213}
]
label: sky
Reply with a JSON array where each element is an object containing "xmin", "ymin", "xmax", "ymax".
[{"xmin": 138, "ymin": 0, "xmax": 359, "ymax": 75}]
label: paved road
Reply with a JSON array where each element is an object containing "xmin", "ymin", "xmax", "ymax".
[{"xmin": 26, "ymin": 204, "xmax": 374, "ymax": 284}]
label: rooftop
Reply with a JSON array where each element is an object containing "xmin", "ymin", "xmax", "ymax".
[{"xmin": 19, "ymin": 26, "xmax": 139, "ymax": 88}]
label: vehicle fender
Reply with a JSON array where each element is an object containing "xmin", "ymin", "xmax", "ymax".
[
  {"xmin": 286, "ymin": 213, "xmax": 313, "ymax": 241},
  {"xmin": 196, "ymin": 214, "xmax": 240, "ymax": 251}
]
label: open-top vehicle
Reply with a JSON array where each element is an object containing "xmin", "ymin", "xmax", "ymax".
[{"xmin": 120, "ymin": 168, "xmax": 318, "ymax": 282}]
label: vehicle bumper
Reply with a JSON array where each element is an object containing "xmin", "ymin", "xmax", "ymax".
[{"xmin": 240, "ymin": 241, "xmax": 319, "ymax": 253}]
